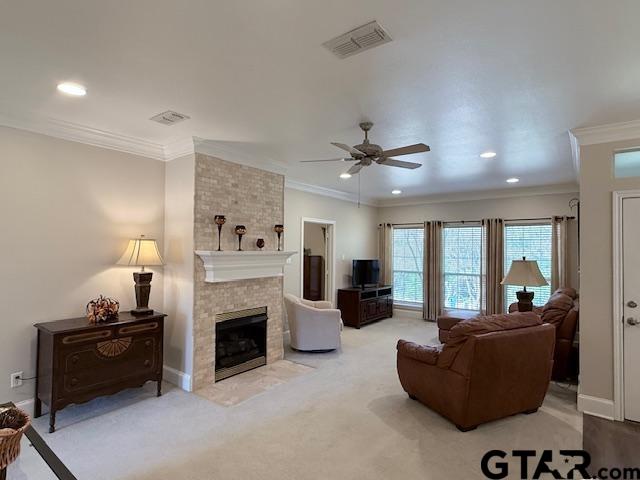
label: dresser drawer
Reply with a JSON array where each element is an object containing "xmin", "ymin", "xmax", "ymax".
[
  {"xmin": 62, "ymin": 336, "xmax": 158, "ymax": 393},
  {"xmin": 63, "ymin": 358, "xmax": 157, "ymax": 393},
  {"xmin": 63, "ymin": 335, "xmax": 158, "ymax": 374}
]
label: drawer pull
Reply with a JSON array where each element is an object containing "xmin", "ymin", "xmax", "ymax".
[
  {"xmin": 70, "ymin": 377, "xmax": 78, "ymax": 386},
  {"xmin": 119, "ymin": 322, "xmax": 158, "ymax": 335},
  {"xmin": 144, "ymin": 360, "xmax": 151, "ymax": 367},
  {"xmin": 62, "ymin": 330, "xmax": 111, "ymax": 344},
  {"xmin": 145, "ymin": 340, "xmax": 152, "ymax": 348},
  {"xmin": 72, "ymin": 355, "xmax": 79, "ymax": 364}
]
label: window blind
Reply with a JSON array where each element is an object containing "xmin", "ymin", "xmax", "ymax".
[
  {"xmin": 503, "ymin": 223, "xmax": 553, "ymax": 310},
  {"xmin": 442, "ymin": 225, "xmax": 482, "ymax": 310},
  {"xmin": 392, "ymin": 227, "xmax": 424, "ymax": 304}
]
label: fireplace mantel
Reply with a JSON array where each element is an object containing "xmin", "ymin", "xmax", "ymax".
[{"xmin": 195, "ymin": 250, "xmax": 297, "ymax": 283}]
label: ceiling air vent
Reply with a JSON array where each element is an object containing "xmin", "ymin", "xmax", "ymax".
[
  {"xmin": 150, "ymin": 110, "xmax": 190, "ymax": 126},
  {"xmin": 323, "ymin": 21, "xmax": 392, "ymax": 59}
]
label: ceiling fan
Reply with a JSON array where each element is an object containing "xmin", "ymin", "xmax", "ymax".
[{"xmin": 301, "ymin": 122, "xmax": 430, "ymax": 175}]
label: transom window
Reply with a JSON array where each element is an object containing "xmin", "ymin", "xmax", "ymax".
[
  {"xmin": 503, "ymin": 223, "xmax": 553, "ymax": 310},
  {"xmin": 442, "ymin": 225, "xmax": 482, "ymax": 311},
  {"xmin": 392, "ymin": 227, "xmax": 424, "ymax": 305}
]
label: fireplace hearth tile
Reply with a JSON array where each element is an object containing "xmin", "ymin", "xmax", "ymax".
[{"xmin": 195, "ymin": 360, "xmax": 314, "ymax": 407}]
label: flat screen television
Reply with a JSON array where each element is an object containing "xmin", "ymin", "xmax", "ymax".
[{"xmin": 352, "ymin": 259, "xmax": 380, "ymax": 289}]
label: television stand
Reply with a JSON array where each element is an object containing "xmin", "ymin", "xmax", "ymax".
[{"xmin": 337, "ymin": 285, "xmax": 393, "ymax": 328}]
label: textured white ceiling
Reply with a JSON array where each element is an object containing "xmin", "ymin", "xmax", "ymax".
[{"xmin": 1, "ymin": 0, "xmax": 639, "ymax": 199}]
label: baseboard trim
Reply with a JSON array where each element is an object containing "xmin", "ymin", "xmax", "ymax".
[
  {"xmin": 9, "ymin": 369, "xmax": 191, "ymax": 415},
  {"xmin": 15, "ymin": 398, "xmax": 35, "ymax": 416},
  {"xmin": 163, "ymin": 365, "xmax": 192, "ymax": 392},
  {"xmin": 577, "ymin": 394, "xmax": 615, "ymax": 420}
]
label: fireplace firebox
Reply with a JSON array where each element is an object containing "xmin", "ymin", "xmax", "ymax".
[{"xmin": 215, "ymin": 307, "xmax": 267, "ymax": 381}]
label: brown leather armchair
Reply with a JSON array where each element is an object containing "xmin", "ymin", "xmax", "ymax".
[
  {"xmin": 437, "ymin": 288, "xmax": 579, "ymax": 381},
  {"xmin": 508, "ymin": 288, "xmax": 578, "ymax": 381},
  {"xmin": 397, "ymin": 312, "xmax": 555, "ymax": 431}
]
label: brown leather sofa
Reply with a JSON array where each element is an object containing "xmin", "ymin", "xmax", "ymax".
[
  {"xmin": 437, "ymin": 288, "xmax": 579, "ymax": 380},
  {"xmin": 397, "ymin": 312, "xmax": 555, "ymax": 431}
]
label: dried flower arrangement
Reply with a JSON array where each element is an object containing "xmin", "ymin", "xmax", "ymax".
[{"xmin": 86, "ymin": 295, "xmax": 120, "ymax": 323}]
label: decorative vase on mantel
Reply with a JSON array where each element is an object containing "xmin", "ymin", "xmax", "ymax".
[
  {"xmin": 235, "ymin": 225, "xmax": 247, "ymax": 251},
  {"xmin": 274, "ymin": 224, "xmax": 284, "ymax": 251},
  {"xmin": 214, "ymin": 215, "xmax": 226, "ymax": 251}
]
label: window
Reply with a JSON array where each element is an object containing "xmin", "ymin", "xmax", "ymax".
[
  {"xmin": 442, "ymin": 225, "xmax": 482, "ymax": 311},
  {"xmin": 392, "ymin": 227, "xmax": 424, "ymax": 305},
  {"xmin": 614, "ymin": 148, "xmax": 640, "ymax": 178},
  {"xmin": 503, "ymin": 223, "xmax": 553, "ymax": 310}
]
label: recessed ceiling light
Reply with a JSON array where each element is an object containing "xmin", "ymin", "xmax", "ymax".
[
  {"xmin": 480, "ymin": 151, "xmax": 497, "ymax": 158},
  {"xmin": 506, "ymin": 177, "xmax": 520, "ymax": 183},
  {"xmin": 391, "ymin": 189, "xmax": 402, "ymax": 195},
  {"xmin": 339, "ymin": 173, "xmax": 352, "ymax": 179},
  {"xmin": 57, "ymin": 82, "xmax": 86, "ymax": 96}
]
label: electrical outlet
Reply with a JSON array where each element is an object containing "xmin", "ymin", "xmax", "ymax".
[{"xmin": 10, "ymin": 371, "xmax": 23, "ymax": 388}]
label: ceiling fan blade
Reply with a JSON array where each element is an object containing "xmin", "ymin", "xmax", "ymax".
[
  {"xmin": 347, "ymin": 163, "xmax": 364, "ymax": 175},
  {"xmin": 331, "ymin": 142, "xmax": 366, "ymax": 156},
  {"xmin": 377, "ymin": 157, "xmax": 422, "ymax": 169},
  {"xmin": 381, "ymin": 143, "xmax": 430, "ymax": 157},
  {"xmin": 300, "ymin": 158, "xmax": 348, "ymax": 163}
]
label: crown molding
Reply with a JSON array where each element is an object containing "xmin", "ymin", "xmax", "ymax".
[
  {"xmin": 193, "ymin": 137, "xmax": 289, "ymax": 175},
  {"xmin": 164, "ymin": 137, "xmax": 195, "ymax": 160},
  {"xmin": 284, "ymin": 178, "xmax": 379, "ymax": 207},
  {"xmin": 571, "ymin": 119, "xmax": 640, "ymax": 146},
  {"xmin": 0, "ymin": 110, "xmax": 169, "ymax": 160},
  {"xmin": 377, "ymin": 183, "xmax": 579, "ymax": 208}
]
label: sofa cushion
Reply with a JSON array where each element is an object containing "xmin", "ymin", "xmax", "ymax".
[{"xmin": 437, "ymin": 312, "xmax": 542, "ymax": 369}]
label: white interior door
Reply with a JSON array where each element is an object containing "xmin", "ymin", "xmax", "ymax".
[{"xmin": 623, "ymin": 196, "xmax": 640, "ymax": 422}]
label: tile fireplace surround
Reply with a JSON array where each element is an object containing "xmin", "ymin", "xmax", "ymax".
[{"xmin": 192, "ymin": 153, "xmax": 285, "ymax": 390}]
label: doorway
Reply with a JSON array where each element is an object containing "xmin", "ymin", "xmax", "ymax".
[
  {"xmin": 300, "ymin": 218, "xmax": 335, "ymax": 305},
  {"xmin": 613, "ymin": 191, "xmax": 640, "ymax": 422}
]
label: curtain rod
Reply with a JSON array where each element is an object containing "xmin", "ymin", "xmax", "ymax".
[{"xmin": 382, "ymin": 216, "xmax": 575, "ymax": 227}]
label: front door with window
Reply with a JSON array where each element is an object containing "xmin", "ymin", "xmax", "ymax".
[{"xmin": 622, "ymin": 196, "xmax": 640, "ymax": 422}]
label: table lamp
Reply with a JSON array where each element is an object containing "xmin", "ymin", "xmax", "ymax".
[
  {"xmin": 117, "ymin": 235, "xmax": 164, "ymax": 315},
  {"xmin": 501, "ymin": 256, "xmax": 548, "ymax": 312}
]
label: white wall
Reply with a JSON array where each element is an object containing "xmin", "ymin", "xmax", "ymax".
[
  {"xmin": 0, "ymin": 126, "xmax": 165, "ymax": 404},
  {"xmin": 378, "ymin": 192, "xmax": 578, "ymax": 224},
  {"xmin": 579, "ymin": 138, "xmax": 640, "ymax": 403},
  {"xmin": 283, "ymin": 189, "xmax": 379, "ymax": 299},
  {"xmin": 162, "ymin": 153, "xmax": 195, "ymax": 390}
]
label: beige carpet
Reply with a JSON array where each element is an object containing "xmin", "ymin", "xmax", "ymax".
[
  {"xmin": 21, "ymin": 313, "xmax": 581, "ymax": 480},
  {"xmin": 196, "ymin": 360, "xmax": 314, "ymax": 406}
]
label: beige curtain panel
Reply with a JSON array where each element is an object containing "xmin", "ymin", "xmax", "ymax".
[
  {"xmin": 481, "ymin": 218, "xmax": 504, "ymax": 315},
  {"xmin": 378, "ymin": 223, "xmax": 393, "ymax": 286},
  {"xmin": 552, "ymin": 216, "xmax": 572, "ymax": 290},
  {"xmin": 423, "ymin": 221, "xmax": 443, "ymax": 321}
]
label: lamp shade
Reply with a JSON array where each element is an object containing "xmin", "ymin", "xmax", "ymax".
[
  {"xmin": 117, "ymin": 236, "xmax": 164, "ymax": 267},
  {"xmin": 501, "ymin": 257, "xmax": 548, "ymax": 287}
]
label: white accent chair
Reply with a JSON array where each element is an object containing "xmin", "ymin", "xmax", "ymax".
[{"xmin": 284, "ymin": 294, "xmax": 343, "ymax": 352}]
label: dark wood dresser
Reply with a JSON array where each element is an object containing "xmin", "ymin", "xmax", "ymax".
[
  {"xmin": 303, "ymin": 255, "xmax": 324, "ymax": 301},
  {"xmin": 337, "ymin": 286, "xmax": 393, "ymax": 328},
  {"xmin": 34, "ymin": 311, "xmax": 165, "ymax": 432}
]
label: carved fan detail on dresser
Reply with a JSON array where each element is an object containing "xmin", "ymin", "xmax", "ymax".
[{"xmin": 96, "ymin": 337, "xmax": 133, "ymax": 357}]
